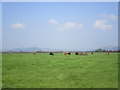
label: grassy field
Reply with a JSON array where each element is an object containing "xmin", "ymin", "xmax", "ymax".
[{"xmin": 2, "ymin": 52, "xmax": 118, "ymax": 88}]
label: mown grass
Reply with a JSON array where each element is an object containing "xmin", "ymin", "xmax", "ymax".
[{"xmin": 2, "ymin": 52, "xmax": 118, "ymax": 88}]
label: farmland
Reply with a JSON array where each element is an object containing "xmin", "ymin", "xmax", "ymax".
[{"xmin": 2, "ymin": 52, "xmax": 118, "ymax": 88}]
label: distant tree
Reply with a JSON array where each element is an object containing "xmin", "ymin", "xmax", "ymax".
[
  {"xmin": 103, "ymin": 50, "xmax": 106, "ymax": 52},
  {"xmin": 95, "ymin": 49, "xmax": 104, "ymax": 52}
]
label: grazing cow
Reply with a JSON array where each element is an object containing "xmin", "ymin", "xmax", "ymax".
[
  {"xmin": 83, "ymin": 52, "xmax": 88, "ymax": 55},
  {"xmin": 91, "ymin": 52, "xmax": 93, "ymax": 55},
  {"xmin": 50, "ymin": 52, "xmax": 54, "ymax": 55},
  {"xmin": 75, "ymin": 52, "xmax": 79, "ymax": 55},
  {"xmin": 79, "ymin": 52, "xmax": 84, "ymax": 55},
  {"xmin": 76, "ymin": 52, "xmax": 88, "ymax": 55},
  {"xmin": 63, "ymin": 52, "xmax": 71, "ymax": 55}
]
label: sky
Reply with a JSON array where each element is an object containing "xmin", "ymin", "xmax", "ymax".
[{"xmin": 2, "ymin": 2, "xmax": 118, "ymax": 51}]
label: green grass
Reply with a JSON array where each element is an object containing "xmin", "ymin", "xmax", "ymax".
[{"xmin": 2, "ymin": 52, "xmax": 118, "ymax": 88}]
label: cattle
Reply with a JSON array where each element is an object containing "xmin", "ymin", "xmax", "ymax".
[
  {"xmin": 50, "ymin": 52, "xmax": 54, "ymax": 55},
  {"xmin": 63, "ymin": 52, "xmax": 71, "ymax": 55},
  {"xmin": 91, "ymin": 52, "xmax": 93, "ymax": 55},
  {"xmin": 75, "ymin": 52, "xmax": 88, "ymax": 55},
  {"xmin": 79, "ymin": 52, "xmax": 84, "ymax": 55},
  {"xmin": 75, "ymin": 52, "xmax": 79, "ymax": 55},
  {"xmin": 83, "ymin": 52, "xmax": 88, "ymax": 55}
]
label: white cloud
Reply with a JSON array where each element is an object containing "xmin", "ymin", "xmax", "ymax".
[
  {"xmin": 94, "ymin": 19, "xmax": 112, "ymax": 31},
  {"xmin": 101, "ymin": 14, "xmax": 117, "ymax": 21},
  {"xmin": 11, "ymin": 22, "xmax": 26, "ymax": 29},
  {"xmin": 57, "ymin": 22, "xmax": 84, "ymax": 31},
  {"xmin": 49, "ymin": 19, "xmax": 58, "ymax": 25},
  {"xmin": 48, "ymin": 18, "xmax": 84, "ymax": 31}
]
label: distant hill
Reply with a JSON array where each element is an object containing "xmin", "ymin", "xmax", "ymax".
[
  {"xmin": 12, "ymin": 47, "xmax": 42, "ymax": 52},
  {"xmin": 2, "ymin": 46, "xmax": 119, "ymax": 52},
  {"xmin": 2, "ymin": 47, "xmax": 63, "ymax": 52},
  {"xmin": 2, "ymin": 47, "xmax": 41, "ymax": 52}
]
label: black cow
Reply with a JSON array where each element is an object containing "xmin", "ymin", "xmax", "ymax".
[
  {"xmin": 68, "ymin": 52, "xmax": 71, "ymax": 55},
  {"xmin": 50, "ymin": 52, "xmax": 54, "ymax": 55},
  {"xmin": 91, "ymin": 52, "xmax": 93, "ymax": 55},
  {"xmin": 75, "ymin": 52, "xmax": 78, "ymax": 55}
]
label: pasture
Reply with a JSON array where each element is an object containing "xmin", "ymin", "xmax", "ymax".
[{"xmin": 2, "ymin": 52, "xmax": 118, "ymax": 88}]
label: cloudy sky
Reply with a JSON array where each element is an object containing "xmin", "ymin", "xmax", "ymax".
[{"xmin": 2, "ymin": 2, "xmax": 118, "ymax": 50}]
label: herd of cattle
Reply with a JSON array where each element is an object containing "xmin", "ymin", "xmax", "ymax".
[
  {"xmin": 33, "ymin": 51, "xmax": 109, "ymax": 56},
  {"xmin": 63, "ymin": 51, "xmax": 89, "ymax": 55}
]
